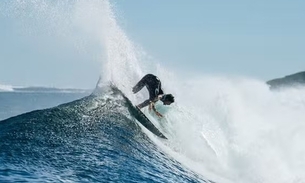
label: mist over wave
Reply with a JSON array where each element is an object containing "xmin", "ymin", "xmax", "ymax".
[
  {"xmin": 161, "ymin": 76, "xmax": 305, "ymax": 183},
  {"xmin": 1, "ymin": 0, "xmax": 305, "ymax": 183}
]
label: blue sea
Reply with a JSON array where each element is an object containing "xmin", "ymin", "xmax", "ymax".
[
  {"xmin": 1, "ymin": 83, "xmax": 305, "ymax": 183},
  {"xmin": 0, "ymin": 87, "xmax": 208, "ymax": 183}
]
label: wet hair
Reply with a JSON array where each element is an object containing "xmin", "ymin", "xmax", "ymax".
[{"xmin": 162, "ymin": 94, "xmax": 175, "ymax": 103}]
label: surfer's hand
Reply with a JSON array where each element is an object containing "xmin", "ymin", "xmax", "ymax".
[{"xmin": 155, "ymin": 112, "xmax": 163, "ymax": 118}]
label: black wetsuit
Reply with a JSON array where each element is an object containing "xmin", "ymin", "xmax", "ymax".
[{"xmin": 132, "ymin": 74, "xmax": 164, "ymax": 108}]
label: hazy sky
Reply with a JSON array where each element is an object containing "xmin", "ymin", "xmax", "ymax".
[
  {"xmin": 116, "ymin": 0, "xmax": 305, "ymax": 78},
  {"xmin": 0, "ymin": 0, "xmax": 304, "ymax": 88}
]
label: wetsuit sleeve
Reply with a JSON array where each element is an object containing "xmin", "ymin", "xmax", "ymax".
[{"xmin": 159, "ymin": 88, "xmax": 164, "ymax": 95}]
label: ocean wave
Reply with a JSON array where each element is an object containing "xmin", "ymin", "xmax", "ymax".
[
  {"xmin": 0, "ymin": 84, "xmax": 14, "ymax": 92},
  {"xmin": 0, "ymin": 84, "xmax": 206, "ymax": 183}
]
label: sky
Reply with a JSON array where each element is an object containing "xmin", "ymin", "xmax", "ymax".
[{"xmin": 0, "ymin": 0, "xmax": 304, "ymax": 88}]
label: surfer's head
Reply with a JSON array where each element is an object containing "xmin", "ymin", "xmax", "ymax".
[{"xmin": 161, "ymin": 94, "xmax": 174, "ymax": 105}]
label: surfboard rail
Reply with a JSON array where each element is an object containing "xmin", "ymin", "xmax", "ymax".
[{"xmin": 111, "ymin": 85, "xmax": 167, "ymax": 139}]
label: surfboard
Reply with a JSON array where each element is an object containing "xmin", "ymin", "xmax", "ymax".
[{"xmin": 111, "ymin": 85, "xmax": 167, "ymax": 139}]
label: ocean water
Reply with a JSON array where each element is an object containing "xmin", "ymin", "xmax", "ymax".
[
  {"xmin": 1, "ymin": 0, "xmax": 305, "ymax": 183},
  {"xmin": 2, "ymin": 82, "xmax": 305, "ymax": 183},
  {"xmin": 0, "ymin": 89, "xmax": 89, "ymax": 121},
  {"xmin": 0, "ymin": 87, "xmax": 207, "ymax": 183}
]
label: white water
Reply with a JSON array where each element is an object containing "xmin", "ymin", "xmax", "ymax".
[
  {"xmin": 95, "ymin": 1, "xmax": 305, "ymax": 182},
  {"xmin": 4, "ymin": 0, "xmax": 305, "ymax": 182},
  {"xmin": 161, "ymin": 77, "xmax": 305, "ymax": 183},
  {"xmin": 0, "ymin": 84, "xmax": 14, "ymax": 92}
]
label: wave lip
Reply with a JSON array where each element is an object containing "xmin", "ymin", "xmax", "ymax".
[{"xmin": 0, "ymin": 84, "xmax": 14, "ymax": 92}]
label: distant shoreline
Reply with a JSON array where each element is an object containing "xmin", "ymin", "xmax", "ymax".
[
  {"xmin": 0, "ymin": 86, "xmax": 92, "ymax": 93},
  {"xmin": 267, "ymin": 71, "xmax": 305, "ymax": 89}
]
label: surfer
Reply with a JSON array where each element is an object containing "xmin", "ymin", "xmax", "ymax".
[{"xmin": 132, "ymin": 74, "xmax": 175, "ymax": 117}]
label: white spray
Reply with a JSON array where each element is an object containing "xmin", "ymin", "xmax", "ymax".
[{"xmin": 94, "ymin": 2, "xmax": 305, "ymax": 182}]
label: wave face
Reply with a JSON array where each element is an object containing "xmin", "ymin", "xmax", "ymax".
[{"xmin": 0, "ymin": 86, "xmax": 205, "ymax": 182}]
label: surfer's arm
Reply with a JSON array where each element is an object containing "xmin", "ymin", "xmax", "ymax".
[
  {"xmin": 148, "ymin": 96, "xmax": 159, "ymax": 110},
  {"xmin": 149, "ymin": 102, "xmax": 163, "ymax": 117}
]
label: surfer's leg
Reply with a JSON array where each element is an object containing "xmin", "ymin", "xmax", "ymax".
[
  {"xmin": 132, "ymin": 80, "xmax": 145, "ymax": 93},
  {"xmin": 132, "ymin": 75, "xmax": 150, "ymax": 93},
  {"xmin": 137, "ymin": 99, "xmax": 150, "ymax": 109}
]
